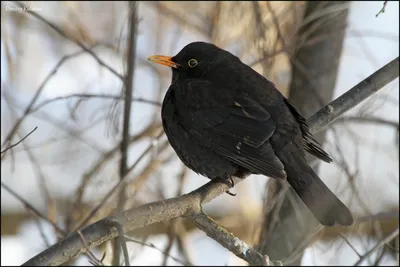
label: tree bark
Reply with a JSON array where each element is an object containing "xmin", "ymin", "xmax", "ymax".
[{"xmin": 256, "ymin": 1, "xmax": 350, "ymax": 264}]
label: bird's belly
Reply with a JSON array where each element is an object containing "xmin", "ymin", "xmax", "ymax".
[{"xmin": 164, "ymin": 123, "xmax": 238, "ymax": 180}]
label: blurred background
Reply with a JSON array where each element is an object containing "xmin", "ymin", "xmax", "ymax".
[{"xmin": 1, "ymin": 1, "xmax": 399, "ymax": 266}]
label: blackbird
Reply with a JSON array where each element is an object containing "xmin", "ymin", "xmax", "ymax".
[{"xmin": 148, "ymin": 41, "xmax": 353, "ymax": 226}]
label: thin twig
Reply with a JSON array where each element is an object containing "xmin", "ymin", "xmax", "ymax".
[
  {"xmin": 1, "ymin": 126, "xmax": 37, "ymax": 154},
  {"xmin": 1, "ymin": 181, "xmax": 65, "ymax": 235},
  {"xmin": 339, "ymin": 233, "xmax": 362, "ymax": 258},
  {"xmin": 12, "ymin": 1, "xmax": 124, "ymax": 81},
  {"xmin": 125, "ymin": 236, "xmax": 190, "ymax": 266},
  {"xmin": 332, "ymin": 116, "xmax": 398, "ymax": 129},
  {"xmin": 1, "ymin": 45, "xmax": 100, "ymax": 160},
  {"xmin": 376, "ymin": 1, "xmax": 388, "ymax": 17},
  {"xmin": 30, "ymin": 94, "xmax": 161, "ymax": 114},
  {"xmin": 73, "ymin": 131, "xmax": 163, "ymax": 231},
  {"xmin": 354, "ymin": 226, "xmax": 399, "ymax": 266}
]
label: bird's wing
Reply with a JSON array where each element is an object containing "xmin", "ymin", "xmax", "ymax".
[
  {"xmin": 283, "ymin": 98, "xmax": 332, "ymax": 163},
  {"xmin": 178, "ymin": 80, "xmax": 286, "ymax": 180}
]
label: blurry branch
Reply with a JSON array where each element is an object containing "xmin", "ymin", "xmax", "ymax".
[
  {"xmin": 150, "ymin": 2, "xmax": 208, "ymax": 36},
  {"xmin": 30, "ymin": 94, "xmax": 161, "ymax": 114},
  {"xmin": 299, "ymin": 2, "xmax": 350, "ymax": 29},
  {"xmin": 2, "ymin": 91, "xmax": 110, "ymax": 154},
  {"xmin": 66, "ymin": 123, "xmax": 162, "ymax": 231},
  {"xmin": 73, "ymin": 131, "xmax": 164, "ymax": 232},
  {"xmin": 332, "ymin": 116, "xmax": 399, "ymax": 129},
  {"xmin": 248, "ymin": 28, "xmax": 399, "ymax": 69},
  {"xmin": 113, "ymin": 2, "xmax": 138, "ymax": 265},
  {"xmin": 22, "ymin": 57, "xmax": 399, "ymax": 266},
  {"xmin": 376, "ymin": 1, "xmax": 388, "ymax": 17},
  {"xmin": 0, "ymin": 126, "xmax": 37, "ymax": 154},
  {"xmin": 354, "ymin": 226, "xmax": 399, "ymax": 266},
  {"xmin": 12, "ymin": 1, "xmax": 123, "ymax": 81},
  {"xmin": 124, "ymin": 236, "xmax": 190, "ymax": 266},
  {"xmin": 1, "ymin": 181, "xmax": 65, "ymax": 235},
  {"xmin": 16, "ymin": 130, "xmax": 53, "ymax": 221},
  {"xmin": 1, "ymin": 44, "xmax": 103, "ymax": 160}
]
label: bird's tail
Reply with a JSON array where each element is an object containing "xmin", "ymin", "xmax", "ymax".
[{"xmin": 277, "ymin": 143, "xmax": 354, "ymax": 226}]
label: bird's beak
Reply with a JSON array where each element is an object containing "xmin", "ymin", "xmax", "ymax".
[{"xmin": 147, "ymin": 55, "xmax": 180, "ymax": 69}]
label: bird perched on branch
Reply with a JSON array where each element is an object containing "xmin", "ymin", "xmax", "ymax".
[{"xmin": 148, "ymin": 42, "xmax": 353, "ymax": 226}]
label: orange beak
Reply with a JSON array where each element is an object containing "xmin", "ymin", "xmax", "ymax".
[{"xmin": 147, "ymin": 55, "xmax": 180, "ymax": 69}]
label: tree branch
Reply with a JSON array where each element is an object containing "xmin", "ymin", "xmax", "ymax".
[{"xmin": 21, "ymin": 56, "xmax": 399, "ymax": 266}]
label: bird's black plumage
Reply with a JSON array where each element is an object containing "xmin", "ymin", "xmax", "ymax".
[{"xmin": 148, "ymin": 41, "xmax": 353, "ymax": 226}]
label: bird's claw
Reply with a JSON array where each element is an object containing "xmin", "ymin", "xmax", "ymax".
[
  {"xmin": 225, "ymin": 190, "xmax": 237, "ymax": 196},
  {"xmin": 229, "ymin": 176, "xmax": 235, "ymax": 187},
  {"xmin": 225, "ymin": 177, "xmax": 236, "ymax": 196}
]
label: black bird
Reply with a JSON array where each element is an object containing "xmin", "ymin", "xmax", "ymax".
[{"xmin": 148, "ymin": 42, "xmax": 353, "ymax": 226}]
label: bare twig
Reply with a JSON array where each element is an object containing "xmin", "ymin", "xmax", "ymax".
[
  {"xmin": 1, "ymin": 45, "xmax": 101, "ymax": 160},
  {"xmin": 376, "ymin": 1, "xmax": 388, "ymax": 17},
  {"xmin": 73, "ymin": 131, "xmax": 164, "ymax": 232},
  {"xmin": 354, "ymin": 226, "xmax": 399, "ymax": 266},
  {"xmin": 333, "ymin": 115, "xmax": 398, "ymax": 129},
  {"xmin": 65, "ymin": 123, "xmax": 162, "ymax": 231},
  {"xmin": 1, "ymin": 126, "xmax": 37, "ymax": 154},
  {"xmin": 12, "ymin": 1, "xmax": 123, "ymax": 81},
  {"xmin": 151, "ymin": 2, "xmax": 207, "ymax": 35},
  {"xmin": 124, "ymin": 236, "xmax": 190, "ymax": 266},
  {"xmin": 339, "ymin": 233, "xmax": 362, "ymax": 258},
  {"xmin": 30, "ymin": 94, "xmax": 161, "ymax": 114},
  {"xmin": 1, "ymin": 181, "xmax": 65, "ymax": 235}
]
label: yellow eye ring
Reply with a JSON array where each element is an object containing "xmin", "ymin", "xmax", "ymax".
[{"xmin": 188, "ymin": 59, "xmax": 198, "ymax": 68}]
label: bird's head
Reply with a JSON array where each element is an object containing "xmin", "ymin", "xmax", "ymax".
[{"xmin": 148, "ymin": 42, "xmax": 238, "ymax": 82}]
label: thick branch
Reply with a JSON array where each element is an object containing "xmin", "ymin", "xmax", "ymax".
[{"xmin": 21, "ymin": 57, "xmax": 399, "ymax": 266}]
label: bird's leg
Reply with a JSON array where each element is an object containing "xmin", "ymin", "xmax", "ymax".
[{"xmin": 225, "ymin": 176, "xmax": 236, "ymax": 196}]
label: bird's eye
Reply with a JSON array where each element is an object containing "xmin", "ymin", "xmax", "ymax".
[{"xmin": 188, "ymin": 59, "xmax": 198, "ymax": 68}]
